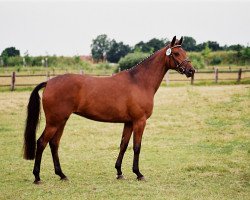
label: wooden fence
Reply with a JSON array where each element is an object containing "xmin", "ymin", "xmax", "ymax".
[
  {"xmin": 165, "ymin": 68, "xmax": 249, "ymax": 86},
  {"xmin": 0, "ymin": 68, "xmax": 250, "ymax": 91}
]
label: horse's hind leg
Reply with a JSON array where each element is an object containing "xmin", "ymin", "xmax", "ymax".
[
  {"xmin": 132, "ymin": 118, "xmax": 146, "ymax": 180},
  {"xmin": 49, "ymin": 121, "xmax": 68, "ymax": 180},
  {"xmin": 33, "ymin": 125, "xmax": 58, "ymax": 184},
  {"xmin": 115, "ymin": 122, "xmax": 133, "ymax": 179}
]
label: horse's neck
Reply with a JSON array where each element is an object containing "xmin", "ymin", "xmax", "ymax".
[{"xmin": 129, "ymin": 49, "xmax": 167, "ymax": 94}]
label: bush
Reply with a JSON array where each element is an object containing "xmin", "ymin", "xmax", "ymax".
[
  {"xmin": 24, "ymin": 56, "xmax": 90, "ymax": 69},
  {"xmin": 207, "ymin": 51, "xmax": 237, "ymax": 65},
  {"xmin": 188, "ymin": 53, "xmax": 205, "ymax": 69},
  {"xmin": 118, "ymin": 52, "xmax": 150, "ymax": 71},
  {"xmin": 241, "ymin": 47, "xmax": 250, "ymax": 65},
  {"xmin": 96, "ymin": 63, "xmax": 112, "ymax": 70},
  {"xmin": 210, "ymin": 56, "xmax": 222, "ymax": 65},
  {"xmin": 6, "ymin": 56, "xmax": 23, "ymax": 66},
  {"xmin": 188, "ymin": 50, "xmax": 248, "ymax": 67},
  {"xmin": 29, "ymin": 56, "xmax": 44, "ymax": 66},
  {"xmin": 47, "ymin": 56, "xmax": 58, "ymax": 66}
]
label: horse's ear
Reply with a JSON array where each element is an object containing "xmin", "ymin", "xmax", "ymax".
[
  {"xmin": 178, "ymin": 36, "xmax": 183, "ymax": 45},
  {"xmin": 170, "ymin": 36, "xmax": 176, "ymax": 47}
]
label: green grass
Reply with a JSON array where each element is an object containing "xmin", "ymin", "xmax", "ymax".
[{"xmin": 0, "ymin": 85, "xmax": 250, "ymax": 199}]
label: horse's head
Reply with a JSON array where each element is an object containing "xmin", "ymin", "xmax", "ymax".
[{"xmin": 165, "ymin": 36, "xmax": 195, "ymax": 77}]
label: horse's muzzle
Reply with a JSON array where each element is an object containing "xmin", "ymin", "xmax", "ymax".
[{"xmin": 185, "ymin": 68, "xmax": 195, "ymax": 78}]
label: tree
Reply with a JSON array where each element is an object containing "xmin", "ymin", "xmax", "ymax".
[
  {"xmin": 207, "ymin": 41, "xmax": 222, "ymax": 51},
  {"xmin": 236, "ymin": 44, "xmax": 243, "ymax": 64},
  {"xmin": 106, "ymin": 40, "xmax": 131, "ymax": 63},
  {"xmin": 195, "ymin": 43, "xmax": 206, "ymax": 51},
  {"xmin": 227, "ymin": 44, "xmax": 243, "ymax": 51},
  {"xmin": 182, "ymin": 36, "xmax": 196, "ymax": 51},
  {"xmin": 133, "ymin": 38, "xmax": 167, "ymax": 53},
  {"xmin": 146, "ymin": 38, "xmax": 166, "ymax": 52},
  {"xmin": 201, "ymin": 43, "xmax": 211, "ymax": 66},
  {"xmin": 91, "ymin": 34, "xmax": 110, "ymax": 62},
  {"xmin": 134, "ymin": 41, "xmax": 152, "ymax": 53},
  {"xmin": 1, "ymin": 47, "xmax": 20, "ymax": 57},
  {"xmin": 241, "ymin": 47, "xmax": 250, "ymax": 65},
  {"xmin": 1, "ymin": 47, "xmax": 20, "ymax": 66},
  {"xmin": 195, "ymin": 41, "xmax": 222, "ymax": 52},
  {"xmin": 0, "ymin": 56, "xmax": 3, "ymax": 66}
]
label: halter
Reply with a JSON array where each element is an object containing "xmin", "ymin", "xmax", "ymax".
[{"xmin": 166, "ymin": 45, "xmax": 191, "ymax": 74}]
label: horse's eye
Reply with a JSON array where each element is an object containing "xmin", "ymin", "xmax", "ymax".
[{"xmin": 174, "ymin": 52, "xmax": 180, "ymax": 56}]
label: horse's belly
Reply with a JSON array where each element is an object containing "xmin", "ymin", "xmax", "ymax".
[
  {"xmin": 75, "ymin": 102, "xmax": 131, "ymax": 123},
  {"xmin": 75, "ymin": 110, "xmax": 130, "ymax": 123}
]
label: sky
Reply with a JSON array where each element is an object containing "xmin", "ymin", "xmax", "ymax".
[{"xmin": 0, "ymin": 0, "xmax": 249, "ymax": 56}]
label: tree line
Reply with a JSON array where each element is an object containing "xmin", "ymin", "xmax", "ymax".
[
  {"xmin": 1, "ymin": 35, "xmax": 249, "ymax": 69},
  {"xmin": 91, "ymin": 34, "xmax": 248, "ymax": 64},
  {"xmin": 90, "ymin": 34, "xmax": 168, "ymax": 63}
]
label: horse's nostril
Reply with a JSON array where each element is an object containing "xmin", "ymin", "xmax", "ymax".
[{"xmin": 189, "ymin": 69, "xmax": 195, "ymax": 74}]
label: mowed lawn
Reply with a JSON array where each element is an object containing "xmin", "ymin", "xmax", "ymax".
[{"xmin": 0, "ymin": 85, "xmax": 249, "ymax": 199}]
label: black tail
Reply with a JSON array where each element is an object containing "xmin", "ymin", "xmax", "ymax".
[{"xmin": 23, "ymin": 82, "xmax": 47, "ymax": 160}]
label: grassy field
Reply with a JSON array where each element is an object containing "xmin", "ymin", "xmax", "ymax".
[{"xmin": 0, "ymin": 85, "xmax": 249, "ymax": 199}]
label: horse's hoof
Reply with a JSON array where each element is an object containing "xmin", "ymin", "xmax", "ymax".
[
  {"xmin": 33, "ymin": 180, "xmax": 42, "ymax": 185},
  {"xmin": 116, "ymin": 174, "xmax": 125, "ymax": 180},
  {"xmin": 137, "ymin": 176, "xmax": 146, "ymax": 181},
  {"xmin": 61, "ymin": 176, "xmax": 68, "ymax": 181}
]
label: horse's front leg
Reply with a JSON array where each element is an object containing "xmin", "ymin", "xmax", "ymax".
[
  {"xmin": 115, "ymin": 122, "xmax": 133, "ymax": 179},
  {"xmin": 132, "ymin": 118, "xmax": 146, "ymax": 180}
]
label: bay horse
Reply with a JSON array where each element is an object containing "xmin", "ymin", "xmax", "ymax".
[{"xmin": 23, "ymin": 36, "xmax": 195, "ymax": 184}]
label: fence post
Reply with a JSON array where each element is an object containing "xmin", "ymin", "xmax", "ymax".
[
  {"xmin": 191, "ymin": 74, "xmax": 194, "ymax": 85},
  {"xmin": 45, "ymin": 57, "xmax": 48, "ymax": 67},
  {"xmin": 237, "ymin": 68, "xmax": 242, "ymax": 82},
  {"xmin": 46, "ymin": 71, "xmax": 50, "ymax": 81},
  {"xmin": 11, "ymin": 71, "xmax": 16, "ymax": 91},
  {"xmin": 165, "ymin": 70, "xmax": 170, "ymax": 86},
  {"xmin": 215, "ymin": 68, "xmax": 218, "ymax": 83}
]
